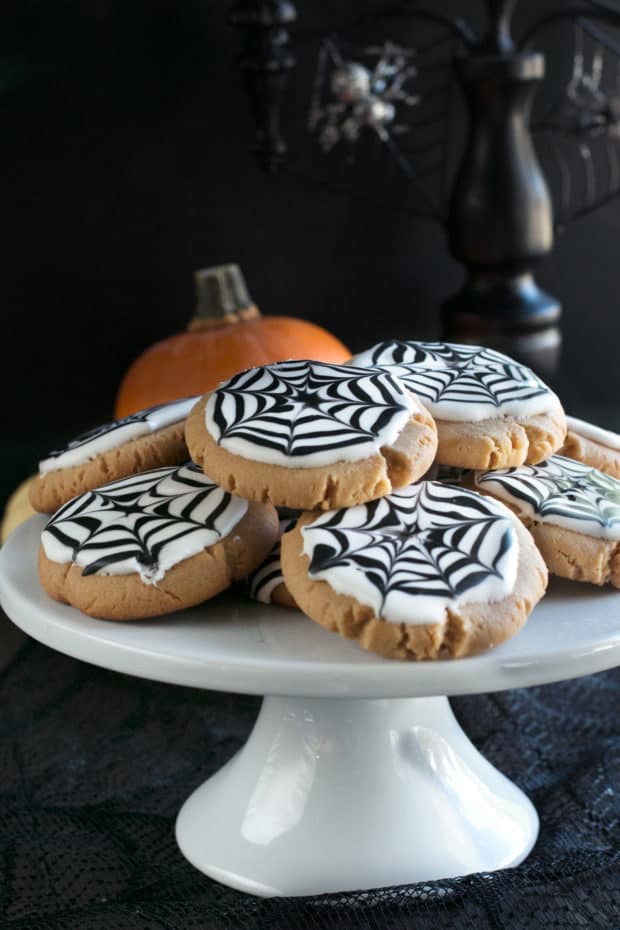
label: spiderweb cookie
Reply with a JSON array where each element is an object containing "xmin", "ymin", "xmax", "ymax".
[
  {"xmin": 560, "ymin": 416, "xmax": 620, "ymax": 479},
  {"xmin": 281, "ymin": 481, "xmax": 547, "ymax": 660},
  {"xmin": 31, "ymin": 396, "xmax": 200, "ymax": 513},
  {"xmin": 248, "ymin": 514, "xmax": 298, "ymax": 608},
  {"xmin": 38, "ymin": 462, "xmax": 279, "ymax": 620},
  {"xmin": 186, "ymin": 360, "xmax": 438, "ymax": 510},
  {"xmin": 350, "ymin": 340, "xmax": 565, "ymax": 469},
  {"xmin": 473, "ymin": 455, "xmax": 620, "ymax": 587}
]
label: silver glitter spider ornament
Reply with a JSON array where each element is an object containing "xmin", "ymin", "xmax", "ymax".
[
  {"xmin": 331, "ymin": 62, "xmax": 371, "ymax": 104},
  {"xmin": 308, "ymin": 39, "xmax": 419, "ymax": 165}
]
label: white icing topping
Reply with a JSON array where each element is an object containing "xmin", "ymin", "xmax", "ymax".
[
  {"xmin": 351, "ymin": 340, "xmax": 562, "ymax": 422},
  {"xmin": 474, "ymin": 454, "xmax": 620, "ymax": 540},
  {"xmin": 566, "ymin": 416, "xmax": 620, "ymax": 451},
  {"xmin": 301, "ymin": 481, "xmax": 518, "ymax": 624},
  {"xmin": 205, "ymin": 360, "xmax": 420, "ymax": 468},
  {"xmin": 41, "ymin": 463, "xmax": 248, "ymax": 584},
  {"xmin": 39, "ymin": 396, "xmax": 200, "ymax": 474}
]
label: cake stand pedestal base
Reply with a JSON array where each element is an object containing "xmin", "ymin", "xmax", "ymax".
[
  {"xmin": 176, "ymin": 694, "xmax": 539, "ymax": 897},
  {"xmin": 13, "ymin": 520, "xmax": 617, "ymax": 899}
]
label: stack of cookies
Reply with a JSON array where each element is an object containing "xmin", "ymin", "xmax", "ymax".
[{"xmin": 30, "ymin": 345, "xmax": 620, "ymax": 661}]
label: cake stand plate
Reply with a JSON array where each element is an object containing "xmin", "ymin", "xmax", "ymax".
[{"xmin": 2, "ymin": 517, "xmax": 620, "ymax": 897}]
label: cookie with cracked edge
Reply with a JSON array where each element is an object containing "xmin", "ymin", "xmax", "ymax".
[
  {"xmin": 30, "ymin": 396, "xmax": 201, "ymax": 514},
  {"xmin": 185, "ymin": 360, "xmax": 438, "ymax": 511},
  {"xmin": 350, "ymin": 340, "xmax": 566, "ymax": 470},
  {"xmin": 559, "ymin": 416, "xmax": 620, "ymax": 479},
  {"xmin": 280, "ymin": 482, "xmax": 547, "ymax": 661},
  {"xmin": 435, "ymin": 412, "xmax": 566, "ymax": 470},
  {"xmin": 470, "ymin": 455, "xmax": 620, "ymax": 589},
  {"xmin": 248, "ymin": 514, "xmax": 299, "ymax": 608},
  {"xmin": 38, "ymin": 463, "xmax": 279, "ymax": 620}
]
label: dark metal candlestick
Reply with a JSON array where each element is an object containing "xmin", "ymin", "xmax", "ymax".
[
  {"xmin": 230, "ymin": 0, "xmax": 297, "ymax": 174},
  {"xmin": 442, "ymin": 0, "xmax": 560, "ymax": 342}
]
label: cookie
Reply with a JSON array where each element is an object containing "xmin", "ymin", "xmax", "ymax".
[
  {"xmin": 38, "ymin": 462, "xmax": 279, "ymax": 620},
  {"xmin": 350, "ymin": 340, "xmax": 566, "ymax": 469},
  {"xmin": 1, "ymin": 475, "xmax": 36, "ymax": 544},
  {"xmin": 186, "ymin": 360, "xmax": 438, "ymax": 510},
  {"xmin": 30, "ymin": 396, "xmax": 201, "ymax": 514},
  {"xmin": 560, "ymin": 415, "xmax": 620, "ymax": 479},
  {"xmin": 472, "ymin": 455, "xmax": 620, "ymax": 588},
  {"xmin": 248, "ymin": 515, "xmax": 298, "ymax": 608},
  {"xmin": 280, "ymin": 481, "xmax": 547, "ymax": 660}
]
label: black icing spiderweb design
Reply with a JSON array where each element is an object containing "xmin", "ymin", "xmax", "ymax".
[
  {"xmin": 366, "ymin": 341, "xmax": 512, "ymax": 369},
  {"xmin": 303, "ymin": 481, "xmax": 515, "ymax": 617},
  {"xmin": 42, "ymin": 463, "xmax": 245, "ymax": 579},
  {"xmin": 249, "ymin": 516, "xmax": 297, "ymax": 603},
  {"xmin": 44, "ymin": 396, "xmax": 197, "ymax": 461},
  {"xmin": 208, "ymin": 360, "xmax": 413, "ymax": 460},
  {"xmin": 353, "ymin": 340, "xmax": 554, "ymax": 411},
  {"xmin": 476, "ymin": 455, "xmax": 620, "ymax": 532}
]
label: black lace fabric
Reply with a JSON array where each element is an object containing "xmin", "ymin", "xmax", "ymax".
[{"xmin": 0, "ymin": 620, "xmax": 618, "ymax": 930}]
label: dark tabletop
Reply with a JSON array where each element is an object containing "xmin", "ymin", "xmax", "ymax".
[{"xmin": 0, "ymin": 606, "xmax": 618, "ymax": 929}]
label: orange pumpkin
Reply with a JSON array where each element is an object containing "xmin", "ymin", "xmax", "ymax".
[{"xmin": 115, "ymin": 264, "xmax": 350, "ymax": 417}]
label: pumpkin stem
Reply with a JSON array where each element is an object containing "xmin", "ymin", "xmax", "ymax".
[{"xmin": 189, "ymin": 264, "xmax": 261, "ymax": 330}]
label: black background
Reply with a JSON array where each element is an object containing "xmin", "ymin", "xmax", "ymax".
[{"xmin": 2, "ymin": 0, "xmax": 620, "ymax": 505}]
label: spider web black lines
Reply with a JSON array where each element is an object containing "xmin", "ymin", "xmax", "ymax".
[
  {"xmin": 207, "ymin": 360, "xmax": 413, "ymax": 463},
  {"xmin": 42, "ymin": 463, "xmax": 247, "ymax": 580},
  {"xmin": 296, "ymin": 20, "xmax": 459, "ymax": 221},
  {"xmin": 351, "ymin": 341, "xmax": 556, "ymax": 416},
  {"xmin": 533, "ymin": 16, "xmax": 620, "ymax": 228},
  {"xmin": 476, "ymin": 455, "xmax": 620, "ymax": 534},
  {"xmin": 303, "ymin": 482, "xmax": 516, "ymax": 620},
  {"xmin": 42, "ymin": 396, "xmax": 199, "ymax": 465}
]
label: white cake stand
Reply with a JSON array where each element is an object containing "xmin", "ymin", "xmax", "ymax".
[{"xmin": 2, "ymin": 517, "xmax": 620, "ymax": 898}]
